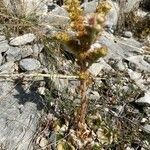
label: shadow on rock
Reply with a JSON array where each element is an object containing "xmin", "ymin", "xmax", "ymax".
[{"xmin": 14, "ymin": 79, "xmax": 45, "ymax": 110}]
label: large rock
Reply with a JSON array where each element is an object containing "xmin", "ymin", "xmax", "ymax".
[
  {"xmin": 32, "ymin": 44, "xmax": 44, "ymax": 58},
  {"xmin": 39, "ymin": 14, "xmax": 70, "ymax": 27},
  {"xmin": 19, "ymin": 58, "xmax": 41, "ymax": 71},
  {"xmin": 0, "ymin": 40, "xmax": 10, "ymax": 53},
  {"xmin": 0, "ymin": 80, "xmax": 43, "ymax": 150},
  {"xmin": 9, "ymin": 33, "xmax": 36, "ymax": 46},
  {"xmin": 98, "ymin": 32, "xmax": 143, "ymax": 60},
  {"xmin": 38, "ymin": 2, "xmax": 69, "ymax": 27},
  {"xmin": 47, "ymin": 3, "xmax": 68, "ymax": 16},
  {"xmin": 20, "ymin": 45, "xmax": 33, "ymax": 58},
  {"xmin": 6, "ymin": 47, "xmax": 21, "ymax": 61},
  {"xmin": 6, "ymin": 45, "xmax": 33, "ymax": 60},
  {"xmin": 0, "ymin": 61, "xmax": 16, "ymax": 73}
]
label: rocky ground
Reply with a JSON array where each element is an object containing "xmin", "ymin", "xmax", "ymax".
[{"xmin": 0, "ymin": 0, "xmax": 149, "ymax": 150}]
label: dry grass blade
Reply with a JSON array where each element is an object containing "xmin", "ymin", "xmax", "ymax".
[
  {"xmin": 0, "ymin": 73, "xmax": 79, "ymax": 79},
  {"xmin": 0, "ymin": 0, "xmax": 39, "ymax": 35}
]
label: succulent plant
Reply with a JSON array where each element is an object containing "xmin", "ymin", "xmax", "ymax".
[{"xmin": 54, "ymin": 0, "xmax": 111, "ymax": 137}]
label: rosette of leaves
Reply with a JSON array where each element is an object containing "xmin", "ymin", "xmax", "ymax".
[{"xmin": 54, "ymin": 0, "xmax": 111, "ymax": 135}]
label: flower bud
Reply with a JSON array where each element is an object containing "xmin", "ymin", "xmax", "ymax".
[
  {"xmin": 96, "ymin": 14, "xmax": 105, "ymax": 23},
  {"xmin": 97, "ymin": 46, "xmax": 108, "ymax": 57},
  {"xmin": 94, "ymin": 24, "xmax": 102, "ymax": 32}
]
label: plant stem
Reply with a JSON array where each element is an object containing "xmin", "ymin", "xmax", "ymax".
[
  {"xmin": 77, "ymin": 78, "xmax": 88, "ymax": 126},
  {"xmin": 75, "ymin": 62, "xmax": 89, "ymax": 132}
]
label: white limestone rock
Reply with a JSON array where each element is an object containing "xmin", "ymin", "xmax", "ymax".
[
  {"xmin": 89, "ymin": 58, "xmax": 113, "ymax": 76},
  {"xmin": 0, "ymin": 61, "xmax": 16, "ymax": 73},
  {"xmin": 135, "ymin": 92, "xmax": 150, "ymax": 106},
  {"xmin": 9, "ymin": 33, "xmax": 36, "ymax": 46},
  {"xmin": 6, "ymin": 47, "xmax": 21, "ymax": 61},
  {"xmin": 19, "ymin": 58, "xmax": 41, "ymax": 71},
  {"xmin": 0, "ymin": 40, "xmax": 10, "ymax": 53}
]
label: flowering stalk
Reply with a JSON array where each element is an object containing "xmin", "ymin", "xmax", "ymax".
[{"xmin": 55, "ymin": 0, "xmax": 111, "ymax": 135}]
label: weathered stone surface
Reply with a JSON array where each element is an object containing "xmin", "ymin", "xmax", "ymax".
[
  {"xmin": 127, "ymin": 55, "xmax": 150, "ymax": 72},
  {"xmin": 1, "ymin": 41, "xmax": 34, "ymax": 62},
  {"xmin": 20, "ymin": 45, "xmax": 33, "ymax": 58},
  {"xmin": 19, "ymin": 58, "xmax": 41, "ymax": 71},
  {"xmin": 128, "ymin": 69, "xmax": 142, "ymax": 81},
  {"xmin": 135, "ymin": 92, "xmax": 150, "ymax": 106},
  {"xmin": 39, "ymin": 53, "xmax": 47, "ymax": 66},
  {"xmin": 89, "ymin": 91, "xmax": 100, "ymax": 100},
  {"xmin": 143, "ymin": 124, "xmax": 150, "ymax": 134},
  {"xmin": 105, "ymin": 0, "xmax": 119, "ymax": 30},
  {"xmin": 0, "ymin": 35, "xmax": 6, "ymax": 41},
  {"xmin": 47, "ymin": 3, "xmax": 68, "ymax": 16},
  {"xmin": 89, "ymin": 58, "xmax": 113, "ymax": 76},
  {"xmin": 144, "ymin": 55, "xmax": 150, "ymax": 64},
  {"xmin": 124, "ymin": 31, "xmax": 133, "ymax": 38},
  {"xmin": 0, "ymin": 80, "xmax": 43, "ymax": 150},
  {"xmin": 6, "ymin": 47, "xmax": 21, "ymax": 61},
  {"xmin": 39, "ymin": 14, "xmax": 70, "ymax": 26},
  {"xmin": 124, "ymin": 0, "xmax": 141, "ymax": 13},
  {"xmin": 9, "ymin": 34, "xmax": 36, "ymax": 46},
  {"xmin": 116, "ymin": 59, "xmax": 126, "ymax": 71},
  {"xmin": 32, "ymin": 44, "xmax": 44, "ymax": 57},
  {"xmin": 127, "ymin": 69, "xmax": 149, "ymax": 92},
  {"xmin": 53, "ymin": 78, "xmax": 69, "ymax": 92},
  {"xmin": 0, "ymin": 61, "xmax": 15, "ymax": 73},
  {"xmin": 0, "ymin": 40, "xmax": 9, "ymax": 53},
  {"xmin": 81, "ymin": 1, "xmax": 98, "ymax": 14},
  {"xmin": 98, "ymin": 32, "xmax": 143, "ymax": 59}
]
